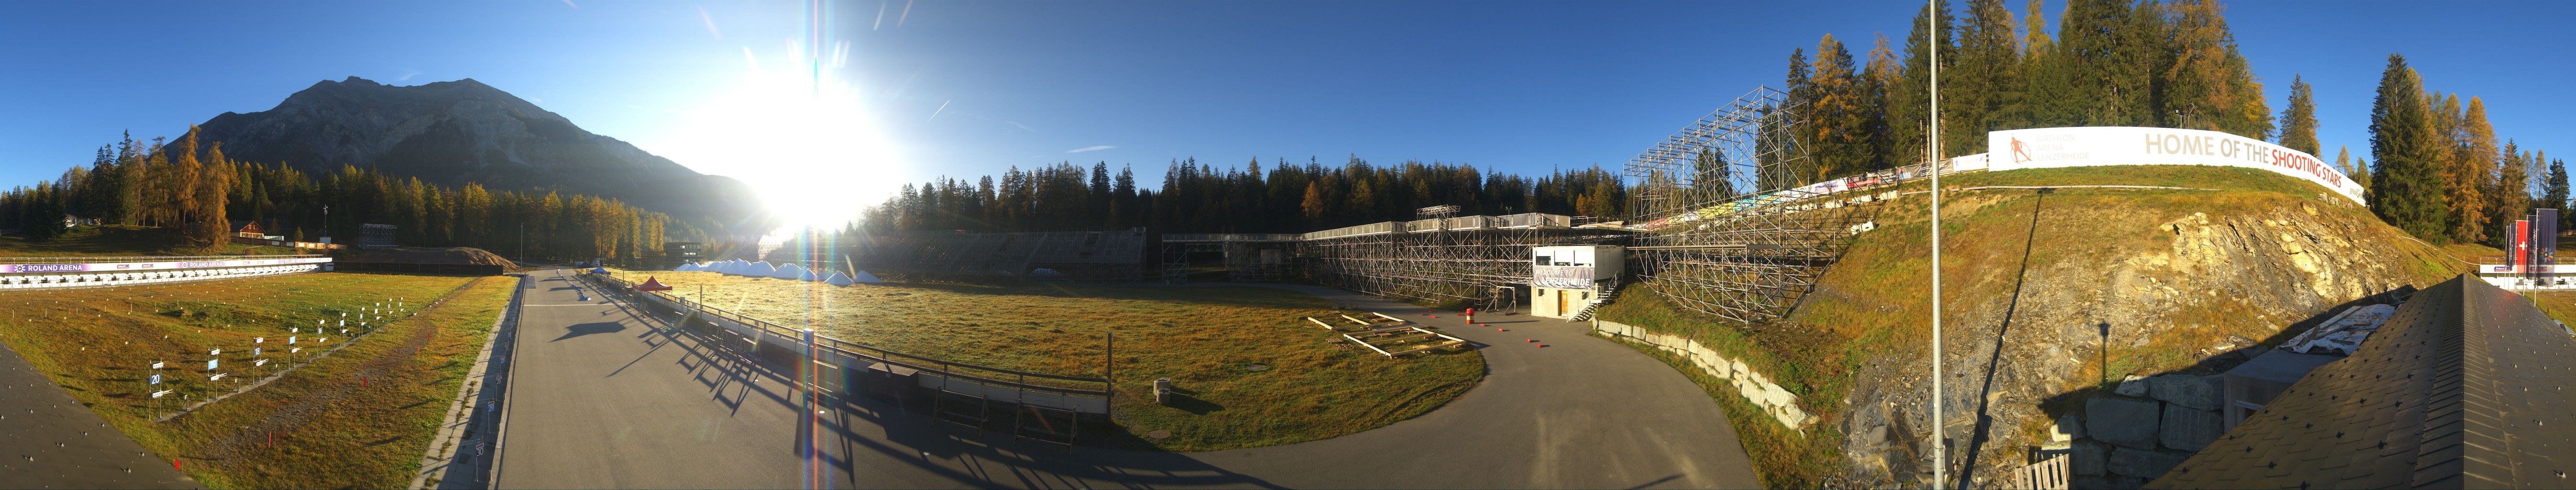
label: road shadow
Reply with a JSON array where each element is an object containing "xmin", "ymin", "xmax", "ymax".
[
  {"xmin": 568, "ymin": 274, "xmax": 1292, "ymax": 489},
  {"xmin": 1959, "ymin": 189, "xmax": 2045, "ymax": 489},
  {"xmin": 550, "ymin": 322, "xmax": 626, "ymax": 342}
]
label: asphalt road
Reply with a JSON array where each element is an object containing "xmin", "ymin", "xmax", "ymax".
[
  {"xmin": 0, "ymin": 335, "xmax": 200, "ymax": 489},
  {"xmin": 496, "ymin": 269, "xmax": 1760, "ymax": 489}
]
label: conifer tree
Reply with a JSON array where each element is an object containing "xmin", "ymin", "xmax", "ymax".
[
  {"xmin": 1887, "ymin": 1, "xmax": 1952, "ymax": 164},
  {"xmin": 2491, "ymin": 140, "xmax": 2529, "ymax": 248},
  {"xmin": 2448, "ymin": 97, "xmax": 2498, "ymax": 243},
  {"xmin": 2368, "ymin": 55, "xmax": 2445, "ymax": 243},
  {"xmin": 2163, "ymin": 0, "xmax": 2271, "ymax": 139},
  {"xmin": 1948, "ymin": 0, "xmax": 2021, "ymax": 155},
  {"xmin": 2278, "ymin": 75, "xmax": 2321, "ymax": 156},
  {"xmin": 2549, "ymin": 156, "xmax": 2570, "ymax": 214}
]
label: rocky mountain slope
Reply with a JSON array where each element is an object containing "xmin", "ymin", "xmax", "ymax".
[
  {"xmin": 1596, "ymin": 165, "xmax": 2483, "ymax": 487},
  {"xmin": 174, "ymin": 77, "xmax": 763, "ymax": 233}
]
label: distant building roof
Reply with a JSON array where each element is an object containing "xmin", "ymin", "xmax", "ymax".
[{"xmin": 2146, "ymin": 274, "xmax": 2576, "ymax": 489}]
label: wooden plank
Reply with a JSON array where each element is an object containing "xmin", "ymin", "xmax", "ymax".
[
  {"xmin": 1345, "ymin": 333, "xmax": 1394, "ymax": 357},
  {"xmin": 1306, "ymin": 317, "xmax": 1338, "ymax": 329},
  {"xmin": 1410, "ymin": 326, "xmax": 1467, "ymax": 344},
  {"xmin": 1339, "ymin": 314, "xmax": 1372, "ymax": 325},
  {"xmin": 1371, "ymin": 312, "xmax": 1407, "ymax": 323}
]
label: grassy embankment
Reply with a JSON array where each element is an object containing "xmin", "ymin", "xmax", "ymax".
[
  {"xmin": 0, "ymin": 272, "xmax": 515, "ymax": 489},
  {"xmin": 1595, "ymin": 165, "xmax": 2484, "ymax": 487},
  {"xmin": 0, "ymin": 224, "xmax": 310, "ymax": 257},
  {"xmin": 604, "ymin": 269, "xmax": 1482, "ymax": 451}
]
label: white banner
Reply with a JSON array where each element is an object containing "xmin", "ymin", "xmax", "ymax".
[
  {"xmin": 1987, "ymin": 127, "xmax": 2364, "ymax": 205},
  {"xmin": 1, "ymin": 256, "xmax": 332, "ymax": 274}
]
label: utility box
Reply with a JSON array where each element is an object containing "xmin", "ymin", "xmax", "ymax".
[
  {"xmin": 1531, "ymin": 245, "xmax": 1623, "ymax": 319},
  {"xmin": 1154, "ymin": 378, "xmax": 1175, "ymax": 405}
]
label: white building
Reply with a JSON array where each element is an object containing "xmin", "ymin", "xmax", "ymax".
[{"xmin": 1530, "ymin": 245, "xmax": 1622, "ymax": 319}]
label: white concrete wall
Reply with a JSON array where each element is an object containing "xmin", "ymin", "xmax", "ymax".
[{"xmin": 1595, "ymin": 320, "xmax": 1812, "ymax": 429}]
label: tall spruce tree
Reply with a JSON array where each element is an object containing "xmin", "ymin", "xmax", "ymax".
[
  {"xmin": 2368, "ymin": 55, "xmax": 2445, "ymax": 243},
  {"xmin": 2549, "ymin": 156, "xmax": 2570, "ymax": 215},
  {"xmin": 2447, "ymin": 96, "xmax": 2498, "ymax": 243},
  {"xmin": 2279, "ymin": 75, "xmax": 2320, "ymax": 156},
  {"xmin": 1888, "ymin": 1, "xmax": 1953, "ymax": 164},
  {"xmin": 1948, "ymin": 0, "xmax": 2021, "ymax": 156}
]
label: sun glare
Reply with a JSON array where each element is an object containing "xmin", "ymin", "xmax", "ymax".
[{"xmin": 659, "ymin": 40, "xmax": 897, "ymax": 236}]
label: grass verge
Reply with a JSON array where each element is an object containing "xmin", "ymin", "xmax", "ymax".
[
  {"xmin": 605, "ymin": 269, "xmax": 1484, "ymax": 451},
  {"xmin": 0, "ymin": 271, "xmax": 512, "ymax": 488}
]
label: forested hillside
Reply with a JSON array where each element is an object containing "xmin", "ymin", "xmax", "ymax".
[
  {"xmin": 0, "ymin": 126, "xmax": 684, "ymax": 263},
  {"xmin": 853, "ymin": 157, "xmax": 1628, "ymax": 235}
]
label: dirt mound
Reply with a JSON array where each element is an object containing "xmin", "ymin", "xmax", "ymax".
[{"xmin": 341, "ymin": 247, "xmax": 517, "ymax": 270}]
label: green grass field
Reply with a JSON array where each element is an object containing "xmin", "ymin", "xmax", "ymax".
[
  {"xmin": 0, "ymin": 224, "xmax": 309, "ymax": 257},
  {"xmin": 605, "ymin": 269, "xmax": 1484, "ymax": 451},
  {"xmin": 0, "ymin": 271, "xmax": 514, "ymax": 489}
]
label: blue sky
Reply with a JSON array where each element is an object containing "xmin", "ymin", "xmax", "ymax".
[{"xmin": 2, "ymin": 0, "xmax": 2571, "ymax": 228}]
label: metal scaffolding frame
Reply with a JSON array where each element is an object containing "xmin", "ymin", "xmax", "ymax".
[
  {"xmin": 1301, "ymin": 214, "xmax": 1624, "ymax": 308},
  {"xmin": 1623, "ymin": 86, "xmax": 1890, "ymax": 325}
]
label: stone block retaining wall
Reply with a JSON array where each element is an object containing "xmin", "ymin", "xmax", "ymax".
[
  {"xmin": 1593, "ymin": 320, "xmax": 1812, "ymax": 428},
  {"xmin": 2061, "ymin": 374, "xmax": 2226, "ymax": 489}
]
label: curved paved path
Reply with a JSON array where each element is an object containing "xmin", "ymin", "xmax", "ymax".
[{"xmin": 496, "ymin": 269, "xmax": 1758, "ymax": 489}]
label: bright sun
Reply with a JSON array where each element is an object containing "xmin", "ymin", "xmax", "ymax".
[{"xmin": 659, "ymin": 42, "xmax": 900, "ymax": 235}]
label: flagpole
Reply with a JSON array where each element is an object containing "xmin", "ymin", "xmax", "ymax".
[{"xmin": 1926, "ymin": 0, "xmax": 1947, "ymax": 488}]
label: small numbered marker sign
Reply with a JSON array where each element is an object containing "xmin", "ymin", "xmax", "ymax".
[
  {"xmin": 149, "ymin": 374, "xmax": 161, "ymax": 385},
  {"xmin": 206, "ymin": 359, "xmax": 219, "ymax": 370}
]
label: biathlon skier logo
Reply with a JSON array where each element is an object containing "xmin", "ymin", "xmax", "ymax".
[{"xmin": 2011, "ymin": 136, "xmax": 2034, "ymax": 164}]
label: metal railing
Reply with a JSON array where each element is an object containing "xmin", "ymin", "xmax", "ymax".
[
  {"xmin": 0, "ymin": 254, "xmax": 329, "ymax": 264},
  {"xmin": 584, "ymin": 273, "xmax": 1113, "ymax": 399}
]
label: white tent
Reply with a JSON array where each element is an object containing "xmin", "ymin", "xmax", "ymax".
[
  {"xmin": 797, "ymin": 268, "xmax": 820, "ymax": 281},
  {"xmin": 720, "ymin": 260, "xmax": 748, "ymax": 275},
  {"xmin": 676, "ymin": 263, "xmax": 699, "ymax": 272},
  {"xmin": 751, "ymin": 261, "xmax": 780, "ymax": 276},
  {"xmin": 771, "ymin": 263, "xmax": 806, "ymax": 279},
  {"xmin": 848, "ymin": 270, "xmax": 882, "ymax": 284},
  {"xmin": 823, "ymin": 272, "xmax": 855, "ymax": 286}
]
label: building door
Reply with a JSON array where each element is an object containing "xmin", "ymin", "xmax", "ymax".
[{"xmin": 1556, "ymin": 290, "xmax": 1568, "ymax": 316}]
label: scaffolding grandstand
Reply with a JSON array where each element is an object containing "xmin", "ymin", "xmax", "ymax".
[
  {"xmin": 849, "ymin": 228, "xmax": 1148, "ymax": 282},
  {"xmin": 1623, "ymin": 86, "xmax": 1906, "ymax": 325},
  {"xmin": 1299, "ymin": 211, "xmax": 1626, "ymax": 308}
]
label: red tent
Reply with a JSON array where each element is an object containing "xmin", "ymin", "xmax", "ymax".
[{"xmin": 635, "ymin": 276, "xmax": 673, "ymax": 291}]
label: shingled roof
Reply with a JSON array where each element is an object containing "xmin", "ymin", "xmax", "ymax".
[{"xmin": 2146, "ymin": 274, "xmax": 2576, "ymax": 489}]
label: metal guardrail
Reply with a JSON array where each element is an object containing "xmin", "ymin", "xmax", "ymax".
[
  {"xmin": 585, "ymin": 273, "xmax": 1113, "ymax": 398},
  {"xmin": 0, "ymin": 254, "xmax": 328, "ymax": 264}
]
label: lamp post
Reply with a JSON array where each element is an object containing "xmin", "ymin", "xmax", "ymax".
[{"xmin": 1926, "ymin": 0, "xmax": 1948, "ymax": 488}]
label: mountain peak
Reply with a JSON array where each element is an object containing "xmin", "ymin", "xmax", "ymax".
[{"xmin": 177, "ymin": 77, "xmax": 761, "ymax": 234}]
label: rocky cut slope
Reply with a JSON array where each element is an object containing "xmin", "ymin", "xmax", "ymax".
[
  {"xmin": 175, "ymin": 77, "xmax": 764, "ymax": 233},
  {"xmin": 1595, "ymin": 165, "xmax": 2483, "ymax": 487}
]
